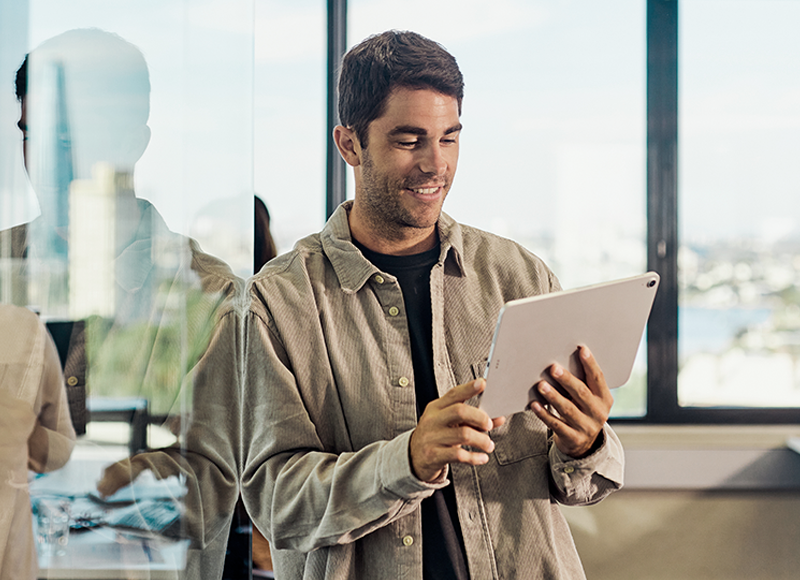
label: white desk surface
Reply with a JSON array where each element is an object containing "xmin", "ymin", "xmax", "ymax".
[{"xmin": 31, "ymin": 445, "xmax": 188, "ymax": 580}]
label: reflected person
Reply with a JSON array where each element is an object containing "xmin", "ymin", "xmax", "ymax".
[
  {"xmin": 9, "ymin": 29, "xmax": 230, "ymax": 413},
  {"xmin": 242, "ymin": 30, "xmax": 624, "ymax": 579},
  {"xmin": 5, "ymin": 28, "xmax": 242, "ymax": 578}
]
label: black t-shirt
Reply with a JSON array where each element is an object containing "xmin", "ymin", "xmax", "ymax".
[{"xmin": 354, "ymin": 238, "xmax": 470, "ymax": 580}]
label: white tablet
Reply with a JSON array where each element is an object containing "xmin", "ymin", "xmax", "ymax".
[{"xmin": 479, "ymin": 272, "xmax": 660, "ymax": 418}]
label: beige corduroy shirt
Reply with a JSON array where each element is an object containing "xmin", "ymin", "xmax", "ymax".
[{"xmin": 242, "ymin": 201, "xmax": 624, "ymax": 580}]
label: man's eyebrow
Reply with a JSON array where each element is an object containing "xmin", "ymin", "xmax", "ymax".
[
  {"xmin": 388, "ymin": 123, "xmax": 463, "ymax": 137},
  {"xmin": 388, "ymin": 125, "xmax": 427, "ymax": 137}
]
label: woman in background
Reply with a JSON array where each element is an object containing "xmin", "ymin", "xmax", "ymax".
[{"xmin": 0, "ymin": 304, "xmax": 76, "ymax": 579}]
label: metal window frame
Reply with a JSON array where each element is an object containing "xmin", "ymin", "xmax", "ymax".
[{"xmin": 326, "ymin": 0, "xmax": 347, "ymax": 219}]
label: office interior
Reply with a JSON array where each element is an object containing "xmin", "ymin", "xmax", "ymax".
[{"xmin": 1, "ymin": 1, "xmax": 798, "ymax": 578}]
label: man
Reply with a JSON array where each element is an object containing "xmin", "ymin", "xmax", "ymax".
[{"xmin": 242, "ymin": 30, "xmax": 623, "ymax": 579}]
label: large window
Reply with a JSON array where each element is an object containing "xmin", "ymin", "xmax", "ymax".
[
  {"xmin": 640, "ymin": 0, "xmax": 800, "ymax": 423},
  {"xmin": 678, "ymin": 0, "xmax": 800, "ymax": 410},
  {"xmin": 333, "ymin": 0, "xmax": 800, "ymax": 423}
]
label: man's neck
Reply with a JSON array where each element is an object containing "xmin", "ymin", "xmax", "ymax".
[
  {"xmin": 347, "ymin": 204, "xmax": 439, "ymax": 256},
  {"xmin": 348, "ymin": 221, "xmax": 437, "ymax": 256}
]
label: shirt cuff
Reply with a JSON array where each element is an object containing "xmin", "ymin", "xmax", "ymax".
[
  {"xmin": 550, "ymin": 424, "xmax": 625, "ymax": 487},
  {"xmin": 378, "ymin": 430, "xmax": 450, "ymax": 499}
]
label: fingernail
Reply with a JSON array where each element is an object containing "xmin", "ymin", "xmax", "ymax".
[
  {"xmin": 581, "ymin": 346, "xmax": 591, "ymax": 360},
  {"xmin": 539, "ymin": 383, "xmax": 551, "ymax": 394},
  {"xmin": 552, "ymin": 364, "xmax": 563, "ymax": 378},
  {"xmin": 474, "ymin": 378, "xmax": 485, "ymax": 390}
]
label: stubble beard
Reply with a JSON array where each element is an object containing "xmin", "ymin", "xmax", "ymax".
[{"xmin": 358, "ymin": 149, "xmax": 447, "ymax": 242}]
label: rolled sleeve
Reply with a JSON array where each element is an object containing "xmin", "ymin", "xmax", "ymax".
[
  {"xmin": 379, "ymin": 429, "xmax": 449, "ymax": 497},
  {"xmin": 549, "ymin": 424, "xmax": 624, "ymax": 505}
]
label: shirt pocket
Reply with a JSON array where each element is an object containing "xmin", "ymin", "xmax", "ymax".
[
  {"xmin": 469, "ymin": 359, "xmax": 488, "ymax": 382},
  {"xmin": 491, "ymin": 410, "xmax": 549, "ymax": 466}
]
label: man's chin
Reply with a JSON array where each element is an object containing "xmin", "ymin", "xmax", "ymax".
[{"xmin": 399, "ymin": 212, "xmax": 442, "ymax": 232}]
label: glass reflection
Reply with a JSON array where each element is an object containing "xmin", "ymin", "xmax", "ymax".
[{"xmin": 2, "ymin": 26, "xmax": 245, "ymax": 579}]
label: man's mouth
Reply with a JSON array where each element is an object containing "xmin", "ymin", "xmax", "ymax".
[{"xmin": 409, "ymin": 186, "xmax": 440, "ymax": 195}]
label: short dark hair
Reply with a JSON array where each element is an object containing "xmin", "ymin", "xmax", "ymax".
[
  {"xmin": 15, "ymin": 55, "xmax": 27, "ymax": 101},
  {"xmin": 338, "ymin": 30, "xmax": 463, "ymax": 148}
]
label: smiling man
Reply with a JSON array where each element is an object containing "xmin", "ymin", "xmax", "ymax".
[{"xmin": 242, "ymin": 30, "xmax": 624, "ymax": 580}]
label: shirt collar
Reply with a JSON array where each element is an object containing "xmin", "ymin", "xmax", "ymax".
[{"xmin": 320, "ymin": 200, "xmax": 466, "ymax": 294}]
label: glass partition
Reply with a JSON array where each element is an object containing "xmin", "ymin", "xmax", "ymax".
[
  {"xmin": 1, "ymin": 0, "xmax": 253, "ymax": 577},
  {"xmin": 254, "ymin": 0, "xmax": 327, "ymax": 255}
]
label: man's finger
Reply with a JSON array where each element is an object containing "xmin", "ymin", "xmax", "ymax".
[
  {"xmin": 536, "ymin": 381, "xmax": 585, "ymax": 425},
  {"xmin": 433, "ymin": 378, "xmax": 486, "ymax": 408},
  {"xmin": 437, "ymin": 401, "xmax": 494, "ymax": 433},
  {"xmin": 529, "ymin": 400, "xmax": 568, "ymax": 435},
  {"xmin": 546, "ymin": 364, "xmax": 591, "ymax": 409},
  {"xmin": 577, "ymin": 346, "xmax": 611, "ymax": 399},
  {"xmin": 433, "ymin": 423, "xmax": 496, "ymax": 454}
]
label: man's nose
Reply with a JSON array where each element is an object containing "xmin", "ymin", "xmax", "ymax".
[{"xmin": 418, "ymin": 142, "xmax": 447, "ymax": 176}]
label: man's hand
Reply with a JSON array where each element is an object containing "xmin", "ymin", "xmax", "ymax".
[
  {"xmin": 96, "ymin": 456, "xmax": 148, "ymax": 498},
  {"xmin": 529, "ymin": 345, "xmax": 613, "ymax": 458},
  {"xmin": 409, "ymin": 379, "xmax": 506, "ymax": 483}
]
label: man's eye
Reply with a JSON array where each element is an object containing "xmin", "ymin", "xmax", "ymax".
[{"xmin": 398, "ymin": 141, "xmax": 419, "ymax": 147}]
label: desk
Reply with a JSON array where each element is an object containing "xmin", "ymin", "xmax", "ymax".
[{"xmin": 31, "ymin": 446, "xmax": 189, "ymax": 580}]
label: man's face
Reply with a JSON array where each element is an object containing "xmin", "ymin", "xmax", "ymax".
[{"xmin": 354, "ymin": 87, "xmax": 461, "ymax": 240}]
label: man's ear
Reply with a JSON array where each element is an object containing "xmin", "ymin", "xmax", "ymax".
[{"xmin": 333, "ymin": 125, "xmax": 361, "ymax": 167}]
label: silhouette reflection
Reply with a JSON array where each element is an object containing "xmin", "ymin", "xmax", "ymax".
[{"xmin": 1, "ymin": 29, "xmax": 242, "ymax": 579}]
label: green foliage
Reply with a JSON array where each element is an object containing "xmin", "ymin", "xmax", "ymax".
[{"xmin": 85, "ymin": 287, "xmax": 226, "ymax": 416}]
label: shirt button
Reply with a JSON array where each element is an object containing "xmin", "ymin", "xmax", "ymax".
[
  {"xmin": 388, "ymin": 306, "xmax": 400, "ymax": 317},
  {"xmin": 402, "ymin": 535, "xmax": 414, "ymax": 546},
  {"xmin": 563, "ymin": 466, "xmax": 575, "ymax": 474},
  {"xmin": 398, "ymin": 376, "xmax": 410, "ymax": 387},
  {"xmin": 374, "ymin": 274, "xmax": 384, "ymax": 284},
  {"xmin": 67, "ymin": 376, "xmax": 79, "ymax": 386}
]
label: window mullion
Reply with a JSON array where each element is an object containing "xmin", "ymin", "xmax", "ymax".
[{"xmin": 646, "ymin": 0, "xmax": 679, "ymax": 421}]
